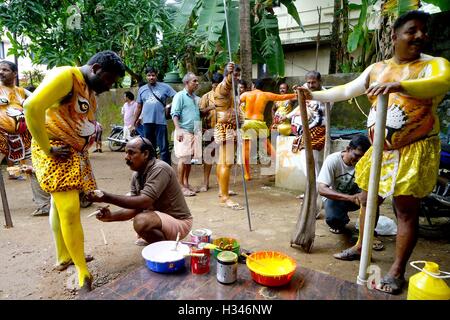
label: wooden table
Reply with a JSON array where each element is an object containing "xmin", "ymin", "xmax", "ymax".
[{"xmin": 80, "ymin": 259, "xmax": 399, "ymax": 300}]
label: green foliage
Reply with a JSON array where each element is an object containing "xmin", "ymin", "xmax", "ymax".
[
  {"xmin": 424, "ymin": 0, "xmax": 450, "ymax": 11},
  {"xmin": 0, "ymin": 0, "xmax": 172, "ymax": 84}
]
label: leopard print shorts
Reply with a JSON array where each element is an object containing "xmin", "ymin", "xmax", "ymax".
[{"xmin": 31, "ymin": 140, "xmax": 96, "ymax": 193}]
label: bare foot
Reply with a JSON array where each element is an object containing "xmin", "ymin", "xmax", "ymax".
[
  {"xmin": 218, "ymin": 190, "xmax": 238, "ymax": 197},
  {"xmin": 78, "ymin": 275, "xmax": 93, "ymax": 294}
]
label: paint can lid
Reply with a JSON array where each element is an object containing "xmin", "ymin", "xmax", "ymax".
[
  {"xmin": 191, "ymin": 229, "xmax": 208, "ymax": 237},
  {"xmin": 217, "ymin": 251, "xmax": 238, "ymax": 263}
]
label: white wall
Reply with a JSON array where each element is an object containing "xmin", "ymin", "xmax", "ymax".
[{"xmin": 1, "ymin": 34, "xmax": 47, "ymax": 81}]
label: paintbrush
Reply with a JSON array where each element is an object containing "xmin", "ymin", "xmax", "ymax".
[{"xmin": 87, "ymin": 205, "xmax": 110, "ymax": 218}]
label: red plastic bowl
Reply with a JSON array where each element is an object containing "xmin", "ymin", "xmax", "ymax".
[{"xmin": 246, "ymin": 251, "xmax": 297, "ymax": 287}]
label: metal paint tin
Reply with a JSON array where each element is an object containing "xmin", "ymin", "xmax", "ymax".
[
  {"xmin": 190, "ymin": 247, "xmax": 210, "ymax": 275},
  {"xmin": 189, "ymin": 228, "xmax": 212, "ymax": 244},
  {"xmin": 216, "ymin": 251, "xmax": 238, "ymax": 284}
]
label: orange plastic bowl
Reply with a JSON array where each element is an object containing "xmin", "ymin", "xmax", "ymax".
[{"xmin": 246, "ymin": 251, "xmax": 297, "ymax": 287}]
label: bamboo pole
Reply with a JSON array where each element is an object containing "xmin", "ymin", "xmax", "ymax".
[
  {"xmin": 223, "ymin": 0, "xmax": 252, "ymax": 231},
  {"xmin": 315, "ymin": 6, "xmax": 322, "ymax": 71},
  {"xmin": 357, "ymin": 94, "xmax": 388, "ymax": 285},
  {"xmin": 0, "ymin": 168, "xmax": 13, "ymax": 228}
]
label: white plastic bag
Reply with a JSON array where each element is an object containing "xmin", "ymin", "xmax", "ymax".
[{"xmin": 356, "ymin": 215, "xmax": 397, "ymax": 236}]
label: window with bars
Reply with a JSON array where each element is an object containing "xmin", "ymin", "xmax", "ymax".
[{"xmin": 0, "ymin": 42, "xmax": 5, "ymax": 59}]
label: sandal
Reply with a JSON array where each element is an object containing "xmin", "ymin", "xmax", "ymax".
[
  {"xmin": 54, "ymin": 254, "xmax": 94, "ymax": 271},
  {"xmin": 220, "ymin": 199, "xmax": 244, "ymax": 210},
  {"xmin": 372, "ymin": 239, "xmax": 384, "ymax": 251},
  {"xmin": 329, "ymin": 227, "xmax": 344, "ymax": 234},
  {"xmin": 182, "ymin": 188, "xmax": 196, "ymax": 197},
  {"xmin": 376, "ymin": 275, "xmax": 406, "ymax": 295},
  {"xmin": 333, "ymin": 248, "xmax": 361, "ymax": 261},
  {"xmin": 198, "ymin": 185, "xmax": 208, "ymax": 192}
]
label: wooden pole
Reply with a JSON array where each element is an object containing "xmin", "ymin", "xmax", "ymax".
[
  {"xmin": 315, "ymin": 6, "xmax": 322, "ymax": 71},
  {"xmin": 357, "ymin": 94, "xmax": 388, "ymax": 285},
  {"xmin": 323, "ymin": 102, "xmax": 332, "ymax": 159},
  {"xmin": 291, "ymin": 89, "xmax": 316, "ymax": 252},
  {"xmin": 0, "ymin": 168, "xmax": 13, "ymax": 228}
]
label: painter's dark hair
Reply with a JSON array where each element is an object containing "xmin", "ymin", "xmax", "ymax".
[
  {"xmin": 212, "ymin": 72, "xmax": 224, "ymax": 84},
  {"xmin": 124, "ymin": 91, "xmax": 134, "ymax": 101},
  {"xmin": 348, "ymin": 134, "xmax": 371, "ymax": 152},
  {"xmin": 254, "ymin": 79, "xmax": 264, "ymax": 90},
  {"xmin": 0, "ymin": 60, "xmax": 18, "ymax": 73},
  {"xmin": 138, "ymin": 136, "xmax": 156, "ymax": 159},
  {"xmin": 305, "ymin": 71, "xmax": 321, "ymax": 81},
  {"xmin": 239, "ymin": 79, "xmax": 248, "ymax": 88},
  {"xmin": 145, "ymin": 66, "xmax": 158, "ymax": 75},
  {"xmin": 393, "ymin": 10, "xmax": 430, "ymax": 33},
  {"xmin": 87, "ymin": 51, "xmax": 125, "ymax": 77}
]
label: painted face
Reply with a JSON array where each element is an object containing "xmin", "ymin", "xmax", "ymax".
[
  {"xmin": 147, "ymin": 72, "xmax": 158, "ymax": 85},
  {"xmin": 393, "ymin": 19, "xmax": 428, "ymax": 61},
  {"xmin": 279, "ymin": 83, "xmax": 288, "ymax": 94},
  {"xmin": 233, "ymin": 70, "xmax": 241, "ymax": 82},
  {"xmin": 0, "ymin": 63, "xmax": 16, "ymax": 85},
  {"xmin": 125, "ymin": 140, "xmax": 148, "ymax": 172},
  {"xmin": 305, "ymin": 77, "xmax": 321, "ymax": 91},
  {"xmin": 89, "ymin": 69, "xmax": 120, "ymax": 94},
  {"xmin": 186, "ymin": 76, "xmax": 199, "ymax": 93}
]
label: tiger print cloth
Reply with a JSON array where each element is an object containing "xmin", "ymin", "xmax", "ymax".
[
  {"xmin": 296, "ymin": 125, "xmax": 326, "ymax": 151},
  {"xmin": 31, "ymin": 140, "xmax": 96, "ymax": 193},
  {"xmin": 214, "ymin": 122, "xmax": 236, "ymax": 143},
  {"xmin": 0, "ymin": 85, "xmax": 31, "ymax": 160}
]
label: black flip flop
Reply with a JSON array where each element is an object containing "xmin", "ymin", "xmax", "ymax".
[{"xmin": 376, "ymin": 275, "xmax": 406, "ymax": 295}]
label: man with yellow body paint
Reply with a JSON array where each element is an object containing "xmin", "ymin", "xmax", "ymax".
[
  {"xmin": 24, "ymin": 51, "xmax": 126, "ymax": 292},
  {"xmin": 296, "ymin": 11, "xmax": 450, "ymax": 295}
]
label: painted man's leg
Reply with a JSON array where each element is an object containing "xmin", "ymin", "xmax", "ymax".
[
  {"xmin": 242, "ymin": 139, "xmax": 251, "ymax": 180},
  {"xmin": 52, "ymin": 190, "xmax": 91, "ymax": 291},
  {"xmin": 389, "ymin": 195, "xmax": 420, "ymax": 278},
  {"xmin": 49, "ymin": 196, "xmax": 71, "ymax": 266}
]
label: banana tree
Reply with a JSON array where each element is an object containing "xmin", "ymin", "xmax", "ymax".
[{"xmin": 168, "ymin": 0, "xmax": 303, "ymax": 78}]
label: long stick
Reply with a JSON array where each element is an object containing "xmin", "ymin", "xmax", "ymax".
[
  {"xmin": 0, "ymin": 168, "xmax": 13, "ymax": 228},
  {"xmin": 357, "ymin": 94, "xmax": 388, "ymax": 285},
  {"xmin": 315, "ymin": 6, "xmax": 322, "ymax": 71},
  {"xmin": 223, "ymin": 0, "xmax": 252, "ymax": 231}
]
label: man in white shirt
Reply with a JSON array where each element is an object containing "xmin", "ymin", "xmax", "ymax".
[
  {"xmin": 317, "ymin": 135, "xmax": 372, "ymax": 236},
  {"xmin": 122, "ymin": 91, "xmax": 138, "ymax": 141}
]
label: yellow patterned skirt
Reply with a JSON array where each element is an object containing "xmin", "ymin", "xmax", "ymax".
[
  {"xmin": 355, "ymin": 136, "xmax": 440, "ymax": 198},
  {"xmin": 31, "ymin": 140, "xmax": 97, "ymax": 193}
]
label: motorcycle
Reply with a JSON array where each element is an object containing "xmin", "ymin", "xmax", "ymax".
[
  {"xmin": 418, "ymin": 143, "xmax": 450, "ymax": 238},
  {"xmin": 107, "ymin": 124, "xmax": 126, "ymax": 152}
]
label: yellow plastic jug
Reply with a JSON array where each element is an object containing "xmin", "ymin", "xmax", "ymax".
[{"xmin": 407, "ymin": 261, "xmax": 450, "ymax": 300}]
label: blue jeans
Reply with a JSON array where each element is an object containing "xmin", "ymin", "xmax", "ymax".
[
  {"xmin": 143, "ymin": 123, "xmax": 171, "ymax": 165},
  {"xmin": 325, "ymin": 198, "xmax": 380, "ymax": 230}
]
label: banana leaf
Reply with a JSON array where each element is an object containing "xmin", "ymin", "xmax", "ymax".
[
  {"xmin": 280, "ymin": 0, "xmax": 305, "ymax": 31},
  {"xmin": 172, "ymin": 0, "xmax": 200, "ymax": 28}
]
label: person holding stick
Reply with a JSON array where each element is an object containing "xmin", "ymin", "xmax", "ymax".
[{"xmin": 295, "ymin": 10, "xmax": 450, "ymax": 294}]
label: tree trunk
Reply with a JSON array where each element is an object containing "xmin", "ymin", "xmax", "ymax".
[
  {"xmin": 328, "ymin": 0, "xmax": 341, "ymax": 74},
  {"xmin": 291, "ymin": 91, "xmax": 317, "ymax": 253},
  {"xmin": 240, "ymin": 0, "xmax": 252, "ymax": 85}
]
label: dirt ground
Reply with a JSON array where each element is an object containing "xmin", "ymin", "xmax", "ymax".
[{"xmin": 1, "ymin": 146, "xmax": 449, "ymax": 300}]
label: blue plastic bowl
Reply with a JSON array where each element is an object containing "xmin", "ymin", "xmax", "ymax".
[{"xmin": 142, "ymin": 240, "xmax": 190, "ymax": 274}]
